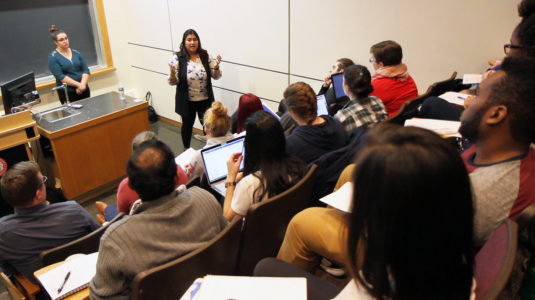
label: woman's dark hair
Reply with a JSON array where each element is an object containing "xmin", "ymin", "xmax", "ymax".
[
  {"xmin": 243, "ymin": 111, "xmax": 306, "ymax": 200},
  {"xmin": 237, "ymin": 93, "xmax": 262, "ymax": 133},
  {"xmin": 177, "ymin": 29, "xmax": 208, "ymax": 61},
  {"xmin": 347, "ymin": 124, "xmax": 474, "ymax": 299},
  {"xmin": 370, "ymin": 40, "xmax": 403, "ymax": 66},
  {"xmin": 343, "ymin": 65, "xmax": 373, "ymax": 99},
  {"xmin": 284, "ymin": 82, "xmax": 317, "ymax": 124},
  {"xmin": 49, "ymin": 24, "xmax": 66, "ymax": 41},
  {"xmin": 336, "ymin": 58, "xmax": 354, "ymax": 70}
]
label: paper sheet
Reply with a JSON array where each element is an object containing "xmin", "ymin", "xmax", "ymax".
[
  {"xmin": 196, "ymin": 275, "xmax": 306, "ymax": 300},
  {"xmin": 404, "ymin": 118, "xmax": 461, "ymax": 137},
  {"xmin": 319, "ymin": 181, "xmax": 353, "ymax": 213},
  {"xmin": 175, "ymin": 148, "xmax": 197, "ymax": 169},
  {"xmin": 462, "ymin": 74, "xmax": 483, "ymax": 84},
  {"xmin": 36, "ymin": 252, "xmax": 98, "ymax": 299},
  {"xmin": 438, "ymin": 91, "xmax": 469, "ymax": 106}
]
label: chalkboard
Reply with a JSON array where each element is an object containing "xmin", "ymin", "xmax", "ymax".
[{"xmin": 0, "ymin": 0, "xmax": 99, "ymax": 84}]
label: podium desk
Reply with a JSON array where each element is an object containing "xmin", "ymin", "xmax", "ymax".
[{"xmin": 35, "ymin": 92, "xmax": 149, "ymax": 200}]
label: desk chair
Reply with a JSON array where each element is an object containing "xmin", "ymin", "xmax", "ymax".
[
  {"xmin": 131, "ymin": 217, "xmax": 243, "ymax": 300},
  {"xmin": 425, "ymin": 71, "xmax": 459, "ymax": 97},
  {"xmin": 0, "ymin": 271, "xmax": 40, "ymax": 300},
  {"xmin": 475, "ymin": 219, "xmax": 518, "ymax": 300},
  {"xmin": 39, "ymin": 213, "xmax": 125, "ymax": 267},
  {"xmin": 235, "ymin": 165, "xmax": 318, "ymax": 275}
]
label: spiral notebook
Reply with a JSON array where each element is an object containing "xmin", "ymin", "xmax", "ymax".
[{"xmin": 36, "ymin": 252, "xmax": 98, "ymax": 300}]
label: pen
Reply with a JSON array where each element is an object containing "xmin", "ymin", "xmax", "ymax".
[
  {"xmin": 457, "ymin": 95, "xmax": 468, "ymax": 100},
  {"xmin": 57, "ymin": 271, "xmax": 71, "ymax": 294}
]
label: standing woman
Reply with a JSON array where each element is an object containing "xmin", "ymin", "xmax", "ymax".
[
  {"xmin": 169, "ymin": 29, "xmax": 222, "ymax": 149},
  {"xmin": 48, "ymin": 25, "xmax": 90, "ymax": 104}
]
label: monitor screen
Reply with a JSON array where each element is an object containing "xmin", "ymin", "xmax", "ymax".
[
  {"xmin": 1, "ymin": 72, "xmax": 37, "ymax": 115},
  {"xmin": 201, "ymin": 137, "xmax": 245, "ymax": 184},
  {"xmin": 331, "ymin": 73, "xmax": 346, "ymax": 99}
]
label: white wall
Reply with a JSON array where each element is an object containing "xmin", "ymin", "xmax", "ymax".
[{"xmin": 7, "ymin": 0, "xmax": 520, "ymax": 126}]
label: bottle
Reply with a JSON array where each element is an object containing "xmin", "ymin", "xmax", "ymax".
[{"xmin": 118, "ymin": 82, "xmax": 126, "ymax": 100}]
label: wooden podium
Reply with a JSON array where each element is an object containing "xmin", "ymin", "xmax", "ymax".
[
  {"xmin": 35, "ymin": 93, "xmax": 149, "ymax": 200},
  {"xmin": 0, "ymin": 110, "xmax": 40, "ymax": 160}
]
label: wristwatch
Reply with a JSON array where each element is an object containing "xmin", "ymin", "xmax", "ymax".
[{"xmin": 225, "ymin": 181, "xmax": 237, "ymax": 188}]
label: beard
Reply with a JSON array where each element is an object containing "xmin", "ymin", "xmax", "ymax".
[{"xmin": 459, "ymin": 106, "xmax": 486, "ymax": 142}]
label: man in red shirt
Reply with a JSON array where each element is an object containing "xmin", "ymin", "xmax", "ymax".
[{"xmin": 369, "ymin": 40, "xmax": 418, "ymax": 117}]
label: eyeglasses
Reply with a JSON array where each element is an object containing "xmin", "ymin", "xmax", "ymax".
[
  {"xmin": 57, "ymin": 37, "xmax": 69, "ymax": 42},
  {"xmin": 42, "ymin": 176, "xmax": 48, "ymax": 185},
  {"xmin": 369, "ymin": 58, "xmax": 376, "ymax": 63},
  {"xmin": 504, "ymin": 43, "xmax": 527, "ymax": 55}
]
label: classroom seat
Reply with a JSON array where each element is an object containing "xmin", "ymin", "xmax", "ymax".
[
  {"xmin": 39, "ymin": 213, "xmax": 125, "ymax": 267},
  {"xmin": 130, "ymin": 217, "xmax": 243, "ymax": 300},
  {"xmin": 475, "ymin": 219, "xmax": 518, "ymax": 300},
  {"xmin": 385, "ymin": 71, "xmax": 459, "ymax": 125},
  {"xmin": 0, "ymin": 271, "xmax": 40, "ymax": 300},
  {"xmin": 235, "ymin": 164, "xmax": 318, "ymax": 275}
]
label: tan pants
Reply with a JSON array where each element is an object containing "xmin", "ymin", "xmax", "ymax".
[{"xmin": 277, "ymin": 207, "xmax": 349, "ymax": 272}]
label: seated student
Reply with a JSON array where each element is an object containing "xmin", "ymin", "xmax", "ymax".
[
  {"xmin": 231, "ymin": 93, "xmax": 263, "ymax": 134},
  {"xmin": 90, "ymin": 140, "xmax": 227, "ymax": 300},
  {"xmin": 369, "ymin": 40, "xmax": 418, "ymax": 117},
  {"xmin": 284, "ymin": 82, "xmax": 346, "ymax": 164},
  {"xmin": 420, "ymin": 1, "xmax": 535, "ymax": 121},
  {"xmin": 223, "ymin": 111, "xmax": 306, "ymax": 221},
  {"xmin": 334, "ymin": 65, "xmax": 388, "ymax": 135},
  {"xmin": 187, "ymin": 101, "xmax": 236, "ymax": 180},
  {"xmin": 95, "ymin": 131, "xmax": 189, "ymax": 222},
  {"xmin": 317, "ymin": 58, "xmax": 354, "ymax": 116},
  {"xmin": 0, "ymin": 161, "xmax": 99, "ymax": 282},
  {"xmin": 458, "ymin": 56, "xmax": 535, "ymax": 246},
  {"xmin": 276, "ymin": 124, "xmax": 475, "ymax": 299}
]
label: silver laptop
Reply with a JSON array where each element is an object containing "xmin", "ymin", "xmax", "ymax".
[{"xmin": 200, "ymin": 136, "xmax": 245, "ymax": 196}]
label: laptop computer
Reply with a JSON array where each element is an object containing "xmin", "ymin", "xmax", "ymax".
[
  {"xmin": 262, "ymin": 103, "xmax": 281, "ymax": 121},
  {"xmin": 316, "ymin": 94, "xmax": 329, "ymax": 116},
  {"xmin": 200, "ymin": 136, "xmax": 245, "ymax": 196},
  {"xmin": 331, "ymin": 73, "xmax": 347, "ymax": 99}
]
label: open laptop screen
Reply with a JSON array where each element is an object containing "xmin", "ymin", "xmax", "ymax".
[
  {"xmin": 331, "ymin": 73, "xmax": 346, "ymax": 99},
  {"xmin": 201, "ymin": 137, "xmax": 245, "ymax": 184},
  {"xmin": 316, "ymin": 94, "xmax": 329, "ymax": 116}
]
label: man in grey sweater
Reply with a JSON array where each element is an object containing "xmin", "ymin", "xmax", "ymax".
[{"xmin": 90, "ymin": 139, "xmax": 228, "ymax": 300}]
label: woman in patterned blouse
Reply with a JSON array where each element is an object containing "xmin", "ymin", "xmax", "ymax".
[{"xmin": 168, "ymin": 29, "xmax": 222, "ymax": 149}]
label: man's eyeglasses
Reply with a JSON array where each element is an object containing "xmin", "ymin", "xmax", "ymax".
[
  {"xmin": 42, "ymin": 176, "xmax": 48, "ymax": 185},
  {"xmin": 504, "ymin": 43, "xmax": 528, "ymax": 55}
]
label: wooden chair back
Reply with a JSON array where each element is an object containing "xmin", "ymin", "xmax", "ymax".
[
  {"xmin": 39, "ymin": 213, "xmax": 125, "ymax": 266},
  {"xmin": 131, "ymin": 217, "xmax": 243, "ymax": 300},
  {"xmin": 235, "ymin": 165, "xmax": 318, "ymax": 275},
  {"xmin": 475, "ymin": 219, "xmax": 518, "ymax": 300}
]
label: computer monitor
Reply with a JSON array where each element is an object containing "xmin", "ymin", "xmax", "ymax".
[{"xmin": 1, "ymin": 72, "xmax": 39, "ymax": 115}]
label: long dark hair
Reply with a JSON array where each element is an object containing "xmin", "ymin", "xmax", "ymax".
[
  {"xmin": 347, "ymin": 124, "xmax": 474, "ymax": 299},
  {"xmin": 243, "ymin": 111, "xmax": 306, "ymax": 200},
  {"xmin": 176, "ymin": 29, "xmax": 208, "ymax": 62}
]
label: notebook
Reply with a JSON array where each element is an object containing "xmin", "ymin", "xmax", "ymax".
[
  {"xmin": 36, "ymin": 252, "xmax": 98, "ymax": 300},
  {"xmin": 316, "ymin": 94, "xmax": 329, "ymax": 116},
  {"xmin": 331, "ymin": 73, "xmax": 346, "ymax": 99},
  {"xmin": 200, "ymin": 136, "xmax": 245, "ymax": 196}
]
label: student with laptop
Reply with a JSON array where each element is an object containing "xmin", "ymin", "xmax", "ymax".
[
  {"xmin": 284, "ymin": 82, "xmax": 347, "ymax": 164},
  {"xmin": 222, "ymin": 111, "xmax": 306, "ymax": 221},
  {"xmin": 186, "ymin": 101, "xmax": 236, "ymax": 181},
  {"xmin": 318, "ymin": 58, "xmax": 354, "ymax": 115}
]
